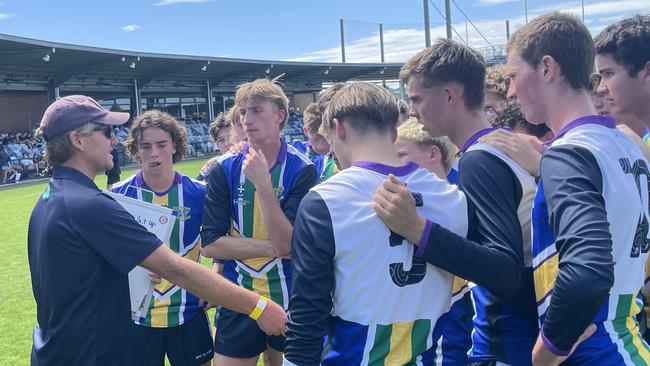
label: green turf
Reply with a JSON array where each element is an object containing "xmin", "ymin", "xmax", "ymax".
[{"xmin": 0, "ymin": 157, "xmax": 236, "ymax": 365}]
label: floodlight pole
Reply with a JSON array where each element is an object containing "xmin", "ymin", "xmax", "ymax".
[
  {"xmin": 506, "ymin": 20, "xmax": 510, "ymax": 41},
  {"xmin": 445, "ymin": 0, "xmax": 452, "ymax": 40},
  {"xmin": 581, "ymin": 0, "xmax": 585, "ymax": 22},
  {"xmin": 379, "ymin": 23, "xmax": 385, "ymax": 63},
  {"xmin": 525, "ymin": 0, "xmax": 528, "ymax": 23},
  {"xmin": 423, "ymin": 0, "xmax": 431, "ymax": 47},
  {"xmin": 340, "ymin": 19, "xmax": 346, "ymax": 63}
]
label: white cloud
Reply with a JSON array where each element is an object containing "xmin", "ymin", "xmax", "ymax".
[
  {"xmin": 473, "ymin": 0, "xmax": 520, "ymax": 6},
  {"xmin": 276, "ymin": 12, "xmax": 296, "ymax": 19},
  {"xmin": 121, "ymin": 24, "xmax": 140, "ymax": 32},
  {"xmin": 287, "ymin": 0, "xmax": 648, "ymax": 63},
  {"xmin": 153, "ymin": 0, "xmax": 211, "ymax": 6},
  {"xmin": 531, "ymin": 0, "xmax": 650, "ymax": 17},
  {"xmin": 0, "ymin": 13, "xmax": 14, "ymax": 20}
]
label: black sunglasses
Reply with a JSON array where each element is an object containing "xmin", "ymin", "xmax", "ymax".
[{"xmin": 90, "ymin": 125, "xmax": 114, "ymax": 139}]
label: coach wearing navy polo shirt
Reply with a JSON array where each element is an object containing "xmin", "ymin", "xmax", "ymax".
[{"xmin": 27, "ymin": 95, "xmax": 286, "ymax": 366}]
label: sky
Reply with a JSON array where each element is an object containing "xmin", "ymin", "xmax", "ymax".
[{"xmin": 0, "ymin": 0, "xmax": 647, "ymax": 63}]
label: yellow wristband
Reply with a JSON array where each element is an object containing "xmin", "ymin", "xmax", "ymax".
[{"xmin": 249, "ymin": 295, "xmax": 268, "ymax": 320}]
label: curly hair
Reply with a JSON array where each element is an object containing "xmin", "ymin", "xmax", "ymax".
[
  {"xmin": 125, "ymin": 110, "xmax": 188, "ymax": 163},
  {"xmin": 595, "ymin": 15, "xmax": 650, "ymax": 77},
  {"xmin": 491, "ymin": 102, "xmax": 550, "ymax": 139},
  {"xmin": 208, "ymin": 112, "xmax": 232, "ymax": 142},
  {"xmin": 485, "ymin": 64, "xmax": 510, "ymax": 100}
]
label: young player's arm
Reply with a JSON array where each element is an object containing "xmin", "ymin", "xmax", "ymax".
[
  {"xmin": 244, "ymin": 148, "xmax": 318, "ymax": 258},
  {"xmin": 284, "ymin": 190, "xmax": 336, "ymax": 366},
  {"xmin": 534, "ymin": 145, "xmax": 614, "ymax": 358},
  {"xmin": 200, "ymin": 161, "xmax": 277, "ymax": 259},
  {"xmin": 374, "ymin": 151, "xmax": 525, "ymax": 301}
]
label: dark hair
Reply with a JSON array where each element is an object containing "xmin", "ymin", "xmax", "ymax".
[
  {"xmin": 595, "ymin": 15, "xmax": 650, "ymax": 77},
  {"xmin": 491, "ymin": 102, "xmax": 550, "ymax": 139},
  {"xmin": 589, "ymin": 73, "xmax": 602, "ymax": 94},
  {"xmin": 508, "ymin": 12, "xmax": 594, "ymax": 91},
  {"xmin": 208, "ymin": 112, "xmax": 232, "ymax": 142},
  {"xmin": 400, "ymin": 38, "xmax": 486, "ymax": 110},
  {"xmin": 125, "ymin": 110, "xmax": 188, "ymax": 163}
]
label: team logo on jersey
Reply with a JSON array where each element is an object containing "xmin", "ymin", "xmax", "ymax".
[
  {"xmin": 235, "ymin": 183, "xmax": 250, "ymax": 206},
  {"xmin": 274, "ymin": 186, "xmax": 284, "ymax": 200},
  {"xmin": 159, "ymin": 215, "xmax": 168, "ymax": 224},
  {"xmin": 173, "ymin": 206, "xmax": 191, "ymax": 221}
]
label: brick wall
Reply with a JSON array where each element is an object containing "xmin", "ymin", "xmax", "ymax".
[{"xmin": 0, "ymin": 91, "xmax": 49, "ymax": 133}]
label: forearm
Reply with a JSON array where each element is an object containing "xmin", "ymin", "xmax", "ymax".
[
  {"xmin": 143, "ymin": 248, "xmax": 259, "ymax": 315},
  {"xmin": 256, "ymin": 182, "xmax": 293, "ymax": 257},
  {"xmin": 418, "ymin": 220, "xmax": 522, "ymax": 300},
  {"xmin": 202, "ymin": 236, "xmax": 277, "ymax": 260}
]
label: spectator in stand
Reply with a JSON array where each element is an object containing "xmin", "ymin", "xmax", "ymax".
[
  {"xmin": 0, "ymin": 146, "xmax": 9, "ymax": 183},
  {"xmin": 20, "ymin": 153, "xmax": 37, "ymax": 179}
]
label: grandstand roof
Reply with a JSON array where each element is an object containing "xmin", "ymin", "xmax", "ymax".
[{"xmin": 0, "ymin": 33, "xmax": 402, "ymax": 92}]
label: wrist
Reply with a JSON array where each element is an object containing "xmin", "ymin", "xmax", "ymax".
[
  {"xmin": 406, "ymin": 216, "xmax": 427, "ymax": 244},
  {"xmin": 249, "ymin": 295, "xmax": 268, "ymax": 320}
]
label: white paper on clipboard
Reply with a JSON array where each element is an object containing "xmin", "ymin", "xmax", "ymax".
[{"xmin": 104, "ymin": 191, "xmax": 177, "ymax": 323}]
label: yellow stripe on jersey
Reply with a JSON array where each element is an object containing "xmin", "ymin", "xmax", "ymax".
[
  {"xmin": 452, "ymin": 276, "xmax": 469, "ymax": 296},
  {"xmin": 184, "ymin": 241, "xmax": 201, "ymax": 262},
  {"xmin": 534, "ymin": 253, "xmax": 559, "ymax": 304},
  {"xmin": 242, "ymin": 194, "xmax": 275, "ymax": 270},
  {"xmin": 152, "ymin": 193, "xmax": 168, "ymax": 207},
  {"xmin": 150, "ymin": 295, "xmax": 171, "ymax": 328},
  {"xmin": 625, "ymin": 315, "xmax": 650, "ymax": 363},
  {"xmin": 252, "ymin": 274, "xmax": 272, "ymax": 300},
  {"xmin": 385, "ymin": 322, "xmax": 414, "ymax": 365}
]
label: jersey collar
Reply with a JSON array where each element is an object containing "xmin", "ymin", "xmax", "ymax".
[
  {"xmin": 548, "ymin": 115, "xmax": 616, "ymax": 145},
  {"xmin": 352, "ymin": 161, "xmax": 420, "ymax": 176},
  {"xmin": 242, "ymin": 138, "xmax": 288, "ymax": 172},
  {"xmin": 135, "ymin": 170, "xmax": 182, "ymax": 196}
]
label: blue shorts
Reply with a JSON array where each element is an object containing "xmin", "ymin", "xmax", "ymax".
[
  {"xmin": 127, "ymin": 311, "xmax": 213, "ymax": 365},
  {"xmin": 214, "ymin": 307, "xmax": 285, "ymax": 358}
]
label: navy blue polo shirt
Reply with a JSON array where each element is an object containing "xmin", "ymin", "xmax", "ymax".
[{"xmin": 28, "ymin": 165, "xmax": 162, "ymax": 365}]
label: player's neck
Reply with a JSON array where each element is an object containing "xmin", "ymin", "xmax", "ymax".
[
  {"xmin": 249, "ymin": 137, "xmax": 281, "ymax": 165},
  {"xmin": 347, "ymin": 133, "xmax": 404, "ymax": 167},
  {"xmin": 546, "ymin": 91, "xmax": 597, "ymax": 136},
  {"xmin": 142, "ymin": 168, "xmax": 176, "ymax": 193},
  {"xmin": 450, "ymin": 109, "xmax": 492, "ymax": 149},
  {"xmin": 617, "ymin": 115, "xmax": 647, "ymax": 137}
]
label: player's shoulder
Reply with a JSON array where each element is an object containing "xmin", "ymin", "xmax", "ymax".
[
  {"xmin": 286, "ymin": 143, "xmax": 314, "ymax": 167},
  {"xmin": 110, "ymin": 174, "xmax": 138, "ymax": 195}
]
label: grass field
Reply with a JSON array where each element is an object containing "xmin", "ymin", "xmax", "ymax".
[{"xmin": 0, "ymin": 157, "xmax": 237, "ymax": 365}]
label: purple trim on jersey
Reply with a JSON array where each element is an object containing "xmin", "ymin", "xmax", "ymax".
[
  {"xmin": 352, "ymin": 161, "xmax": 419, "ymax": 176},
  {"xmin": 541, "ymin": 328, "xmax": 570, "ymax": 356},
  {"xmin": 242, "ymin": 139, "xmax": 288, "ymax": 172},
  {"xmin": 458, "ymin": 127, "xmax": 497, "ymax": 155},
  {"xmin": 547, "ymin": 115, "xmax": 616, "ymax": 145},
  {"xmin": 415, "ymin": 219, "xmax": 433, "ymax": 257},
  {"xmin": 135, "ymin": 170, "xmax": 182, "ymax": 196}
]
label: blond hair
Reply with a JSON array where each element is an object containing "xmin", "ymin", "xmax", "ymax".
[
  {"xmin": 235, "ymin": 78, "xmax": 289, "ymax": 128},
  {"xmin": 485, "ymin": 64, "xmax": 510, "ymax": 100},
  {"xmin": 302, "ymin": 102, "xmax": 321, "ymax": 135},
  {"xmin": 397, "ymin": 118, "xmax": 456, "ymax": 174}
]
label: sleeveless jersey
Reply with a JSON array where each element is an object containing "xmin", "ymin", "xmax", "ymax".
[
  {"xmin": 532, "ymin": 122, "xmax": 650, "ymax": 364},
  {"xmin": 112, "ymin": 171, "xmax": 206, "ymax": 327}
]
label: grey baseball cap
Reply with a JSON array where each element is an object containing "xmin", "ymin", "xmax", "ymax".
[{"xmin": 39, "ymin": 95, "xmax": 130, "ymax": 141}]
